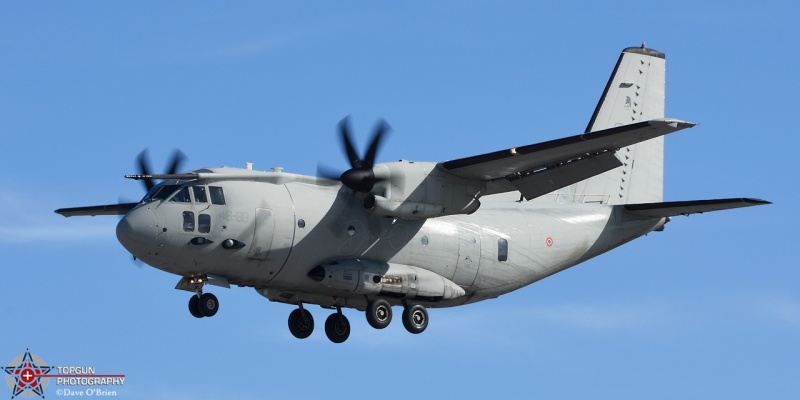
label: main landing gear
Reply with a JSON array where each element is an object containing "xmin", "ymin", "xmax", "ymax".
[
  {"xmin": 287, "ymin": 306, "xmax": 314, "ymax": 339},
  {"xmin": 287, "ymin": 301, "xmax": 428, "ymax": 343},
  {"xmin": 188, "ymin": 291, "xmax": 219, "ymax": 318},
  {"xmin": 365, "ymin": 299, "xmax": 428, "ymax": 334},
  {"xmin": 287, "ymin": 305, "xmax": 352, "ymax": 343},
  {"xmin": 324, "ymin": 310, "xmax": 350, "ymax": 343}
]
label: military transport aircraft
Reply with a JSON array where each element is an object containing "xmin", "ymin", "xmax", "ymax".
[{"xmin": 56, "ymin": 45, "xmax": 768, "ymax": 343}]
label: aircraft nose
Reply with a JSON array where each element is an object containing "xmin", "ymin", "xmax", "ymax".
[{"xmin": 116, "ymin": 205, "xmax": 158, "ymax": 255}]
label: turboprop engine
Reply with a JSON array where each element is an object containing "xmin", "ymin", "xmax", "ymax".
[
  {"xmin": 325, "ymin": 117, "xmax": 482, "ymax": 220},
  {"xmin": 307, "ymin": 259, "xmax": 466, "ymax": 302},
  {"xmin": 364, "ymin": 161, "xmax": 482, "ymax": 219}
]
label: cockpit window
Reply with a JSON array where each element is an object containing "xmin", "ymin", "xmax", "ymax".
[
  {"xmin": 209, "ymin": 186, "xmax": 225, "ymax": 205},
  {"xmin": 143, "ymin": 185, "xmax": 181, "ymax": 202},
  {"xmin": 169, "ymin": 187, "xmax": 192, "ymax": 203},
  {"xmin": 192, "ymin": 186, "xmax": 208, "ymax": 203}
]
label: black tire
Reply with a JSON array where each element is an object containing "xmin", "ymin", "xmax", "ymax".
[
  {"xmin": 324, "ymin": 313, "xmax": 351, "ymax": 344},
  {"xmin": 188, "ymin": 295, "xmax": 204, "ymax": 318},
  {"xmin": 198, "ymin": 293, "xmax": 219, "ymax": 317},
  {"xmin": 402, "ymin": 304, "xmax": 428, "ymax": 334},
  {"xmin": 288, "ymin": 308, "xmax": 314, "ymax": 339},
  {"xmin": 366, "ymin": 299, "xmax": 392, "ymax": 329}
]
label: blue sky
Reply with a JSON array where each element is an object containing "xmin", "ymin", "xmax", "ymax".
[{"xmin": 1, "ymin": 2, "xmax": 797, "ymax": 399}]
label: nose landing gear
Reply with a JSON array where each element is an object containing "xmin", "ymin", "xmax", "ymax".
[
  {"xmin": 179, "ymin": 275, "xmax": 226, "ymax": 319},
  {"xmin": 189, "ymin": 291, "xmax": 219, "ymax": 318}
]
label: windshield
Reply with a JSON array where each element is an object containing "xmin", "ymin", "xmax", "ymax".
[{"xmin": 142, "ymin": 184, "xmax": 181, "ymax": 202}]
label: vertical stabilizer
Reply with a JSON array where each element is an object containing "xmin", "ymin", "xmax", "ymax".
[{"xmin": 565, "ymin": 46, "xmax": 666, "ymax": 204}]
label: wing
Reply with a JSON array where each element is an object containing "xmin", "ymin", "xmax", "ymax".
[
  {"xmin": 438, "ymin": 118, "xmax": 695, "ymax": 199},
  {"xmin": 55, "ymin": 203, "xmax": 138, "ymax": 217}
]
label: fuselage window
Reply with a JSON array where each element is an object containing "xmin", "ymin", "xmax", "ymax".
[
  {"xmin": 498, "ymin": 238, "xmax": 508, "ymax": 262},
  {"xmin": 198, "ymin": 214, "xmax": 210, "ymax": 233},
  {"xmin": 170, "ymin": 187, "xmax": 192, "ymax": 203},
  {"xmin": 193, "ymin": 186, "xmax": 208, "ymax": 203},
  {"xmin": 210, "ymin": 186, "xmax": 225, "ymax": 205},
  {"xmin": 183, "ymin": 211, "xmax": 195, "ymax": 232}
]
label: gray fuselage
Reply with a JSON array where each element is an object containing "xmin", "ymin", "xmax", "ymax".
[{"xmin": 117, "ymin": 168, "xmax": 665, "ymax": 311}]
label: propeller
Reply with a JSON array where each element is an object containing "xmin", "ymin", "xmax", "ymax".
[
  {"xmin": 328, "ymin": 117, "xmax": 390, "ymax": 193},
  {"xmin": 136, "ymin": 149, "xmax": 186, "ymax": 192}
]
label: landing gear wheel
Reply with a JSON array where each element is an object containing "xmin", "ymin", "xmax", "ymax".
[
  {"xmin": 402, "ymin": 304, "xmax": 428, "ymax": 334},
  {"xmin": 325, "ymin": 313, "xmax": 351, "ymax": 344},
  {"xmin": 366, "ymin": 299, "xmax": 392, "ymax": 329},
  {"xmin": 188, "ymin": 295, "xmax": 204, "ymax": 318},
  {"xmin": 198, "ymin": 293, "xmax": 219, "ymax": 317},
  {"xmin": 288, "ymin": 308, "xmax": 314, "ymax": 339}
]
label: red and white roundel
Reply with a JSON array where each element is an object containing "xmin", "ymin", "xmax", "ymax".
[{"xmin": 546, "ymin": 237, "xmax": 554, "ymax": 247}]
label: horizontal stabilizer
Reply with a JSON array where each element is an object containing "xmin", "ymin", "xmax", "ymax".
[
  {"xmin": 624, "ymin": 198, "xmax": 771, "ymax": 218},
  {"xmin": 55, "ymin": 203, "xmax": 138, "ymax": 217}
]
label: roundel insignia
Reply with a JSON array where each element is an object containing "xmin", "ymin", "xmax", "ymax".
[{"xmin": 546, "ymin": 237, "xmax": 554, "ymax": 247}]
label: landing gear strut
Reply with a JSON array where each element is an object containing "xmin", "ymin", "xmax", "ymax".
[
  {"xmin": 188, "ymin": 291, "xmax": 219, "ymax": 318},
  {"xmin": 324, "ymin": 308, "xmax": 351, "ymax": 344}
]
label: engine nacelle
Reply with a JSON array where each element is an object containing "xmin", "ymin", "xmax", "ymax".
[
  {"xmin": 364, "ymin": 195, "xmax": 480, "ymax": 219},
  {"xmin": 365, "ymin": 161, "xmax": 482, "ymax": 219},
  {"xmin": 307, "ymin": 259, "xmax": 466, "ymax": 301}
]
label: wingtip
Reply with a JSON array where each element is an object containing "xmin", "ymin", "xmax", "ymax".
[
  {"xmin": 743, "ymin": 198, "xmax": 772, "ymax": 206},
  {"xmin": 648, "ymin": 118, "xmax": 696, "ymax": 129}
]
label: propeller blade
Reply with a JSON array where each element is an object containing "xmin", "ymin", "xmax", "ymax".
[
  {"xmin": 332, "ymin": 117, "xmax": 391, "ymax": 193},
  {"xmin": 339, "ymin": 117, "xmax": 360, "ymax": 168},
  {"xmin": 136, "ymin": 149, "xmax": 154, "ymax": 192},
  {"xmin": 135, "ymin": 149, "xmax": 189, "ymax": 193},
  {"xmin": 364, "ymin": 119, "xmax": 389, "ymax": 168},
  {"xmin": 166, "ymin": 150, "xmax": 187, "ymax": 175}
]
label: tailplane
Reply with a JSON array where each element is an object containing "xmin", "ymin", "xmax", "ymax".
[{"xmin": 624, "ymin": 198, "xmax": 771, "ymax": 218}]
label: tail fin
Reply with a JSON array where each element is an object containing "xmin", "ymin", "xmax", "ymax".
[{"xmin": 565, "ymin": 45, "xmax": 667, "ymax": 204}]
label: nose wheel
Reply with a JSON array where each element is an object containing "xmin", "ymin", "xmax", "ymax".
[{"xmin": 188, "ymin": 292, "xmax": 219, "ymax": 318}]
